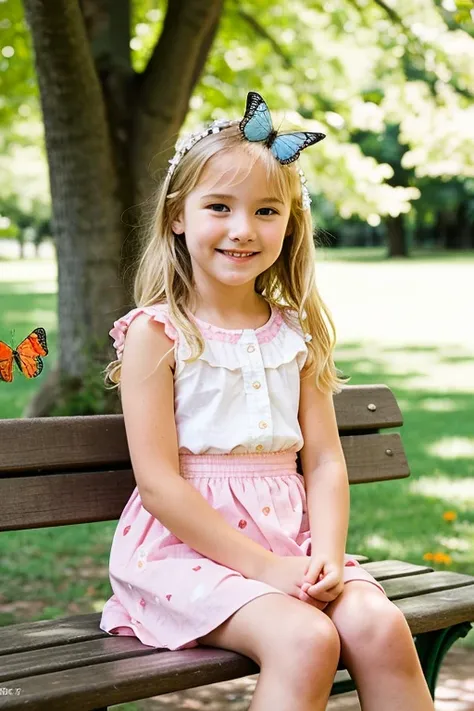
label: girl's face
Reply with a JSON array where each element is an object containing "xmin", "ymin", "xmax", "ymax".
[{"xmin": 172, "ymin": 147, "xmax": 292, "ymax": 299}]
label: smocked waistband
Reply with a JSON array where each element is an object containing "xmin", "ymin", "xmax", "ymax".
[{"xmin": 179, "ymin": 451, "xmax": 298, "ymax": 478}]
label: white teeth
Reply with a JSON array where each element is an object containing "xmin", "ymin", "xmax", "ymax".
[{"xmin": 221, "ymin": 251, "xmax": 255, "ymax": 257}]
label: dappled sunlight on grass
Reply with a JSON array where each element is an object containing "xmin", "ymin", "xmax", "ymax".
[
  {"xmin": 427, "ymin": 437, "xmax": 474, "ymax": 459},
  {"xmin": 420, "ymin": 398, "xmax": 459, "ymax": 413},
  {"xmin": 1, "ymin": 281, "xmax": 57, "ymax": 294},
  {"xmin": 0, "ymin": 258, "xmax": 57, "ymax": 283},
  {"xmin": 362, "ymin": 533, "xmax": 411, "ymax": 560},
  {"xmin": 318, "ymin": 247, "xmax": 474, "ymax": 264},
  {"xmin": 336, "ymin": 341, "xmax": 474, "ymax": 394},
  {"xmin": 346, "ymin": 476, "xmax": 474, "ymax": 573},
  {"xmin": 436, "ymin": 536, "xmax": 472, "ymax": 553},
  {"xmin": 410, "ymin": 476, "xmax": 474, "ymax": 506},
  {"xmin": 2, "ymin": 309, "xmax": 55, "ymax": 334},
  {"xmin": 336, "ymin": 334, "xmax": 474, "ymax": 578},
  {"xmin": 402, "ymin": 366, "xmax": 474, "ymax": 393},
  {"xmin": 318, "ymin": 259, "xmax": 474, "ymax": 350}
]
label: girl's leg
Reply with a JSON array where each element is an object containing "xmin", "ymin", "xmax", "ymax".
[
  {"xmin": 324, "ymin": 581, "xmax": 435, "ymax": 711},
  {"xmin": 198, "ymin": 592, "xmax": 341, "ymax": 711}
]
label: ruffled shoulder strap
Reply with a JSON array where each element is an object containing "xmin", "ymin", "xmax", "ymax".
[
  {"xmin": 262, "ymin": 307, "xmax": 311, "ymax": 371},
  {"xmin": 109, "ymin": 303, "xmax": 178, "ymax": 361}
]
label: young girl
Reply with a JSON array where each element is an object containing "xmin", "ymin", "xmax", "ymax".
[{"xmin": 100, "ymin": 92, "xmax": 435, "ymax": 711}]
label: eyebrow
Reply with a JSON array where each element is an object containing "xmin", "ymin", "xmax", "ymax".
[{"xmin": 200, "ymin": 193, "xmax": 285, "ymax": 205}]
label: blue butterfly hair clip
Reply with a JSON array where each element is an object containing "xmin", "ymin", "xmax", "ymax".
[
  {"xmin": 166, "ymin": 91, "xmax": 325, "ymax": 210},
  {"xmin": 239, "ymin": 91, "xmax": 326, "ymax": 164}
]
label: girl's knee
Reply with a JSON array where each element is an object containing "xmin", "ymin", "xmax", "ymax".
[
  {"xmin": 366, "ymin": 597, "xmax": 410, "ymax": 645},
  {"xmin": 333, "ymin": 588, "xmax": 413, "ymax": 663},
  {"xmin": 279, "ymin": 609, "xmax": 341, "ymax": 667},
  {"xmin": 262, "ymin": 610, "xmax": 340, "ymax": 694}
]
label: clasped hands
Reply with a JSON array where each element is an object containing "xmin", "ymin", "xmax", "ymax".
[
  {"xmin": 299, "ymin": 555, "xmax": 344, "ymax": 610},
  {"xmin": 259, "ymin": 553, "xmax": 345, "ymax": 611}
]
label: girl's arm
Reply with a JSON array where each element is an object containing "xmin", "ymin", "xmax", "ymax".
[
  {"xmin": 304, "ymin": 461, "xmax": 349, "ymax": 564},
  {"xmin": 142, "ymin": 465, "xmax": 275, "ymax": 579},
  {"xmin": 119, "ymin": 314, "xmax": 275, "ymax": 580},
  {"xmin": 298, "ymin": 368, "xmax": 350, "ymax": 563}
]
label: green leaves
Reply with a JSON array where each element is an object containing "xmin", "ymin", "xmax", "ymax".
[
  {"xmin": 453, "ymin": 0, "xmax": 473, "ymax": 24},
  {"xmin": 4, "ymin": 0, "xmax": 474, "ymax": 224}
]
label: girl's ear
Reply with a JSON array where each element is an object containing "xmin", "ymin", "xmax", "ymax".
[
  {"xmin": 285, "ymin": 218, "xmax": 293, "ymax": 237},
  {"xmin": 172, "ymin": 212, "xmax": 185, "ymax": 235}
]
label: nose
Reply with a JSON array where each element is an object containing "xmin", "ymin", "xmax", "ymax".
[{"xmin": 228, "ymin": 212, "xmax": 257, "ymax": 243}]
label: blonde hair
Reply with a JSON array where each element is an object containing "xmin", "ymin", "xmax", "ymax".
[{"xmin": 103, "ymin": 123, "xmax": 349, "ymax": 394}]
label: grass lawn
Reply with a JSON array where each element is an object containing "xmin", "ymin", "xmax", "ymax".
[{"xmin": 1, "ymin": 248, "xmax": 473, "ymax": 655}]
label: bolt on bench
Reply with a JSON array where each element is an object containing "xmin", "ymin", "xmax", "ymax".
[{"xmin": 0, "ymin": 384, "xmax": 473, "ymax": 711}]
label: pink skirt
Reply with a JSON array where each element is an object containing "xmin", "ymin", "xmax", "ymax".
[{"xmin": 100, "ymin": 451, "xmax": 386, "ymax": 651}]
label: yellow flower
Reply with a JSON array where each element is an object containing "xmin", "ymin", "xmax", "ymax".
[
  {"xmin": 443, "ymin": 511, "xmax": 457, "ymax": 522},
  {"xmin": 423, "ymin": 552, "xmax": 434, "ymax": 561},
  {"xmin": 433, "ymin": 552, "xmax": 452, "ymax": 565}
]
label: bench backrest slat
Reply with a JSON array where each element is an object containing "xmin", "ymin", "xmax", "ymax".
[
  {"xmin": 0, "ymin": 432, "xmax": 408, "ymax": 531},
  {"xmin": 0, "ymin": 385, "xmax": 402, "ymax": 474}
]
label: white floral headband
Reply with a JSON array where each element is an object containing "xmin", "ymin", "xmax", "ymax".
[{"xmin": 167, "ymin": 91, "xmax": 326, "ymax": 212}]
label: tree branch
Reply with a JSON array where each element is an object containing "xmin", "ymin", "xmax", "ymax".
[
  {"xmin": 80, "ymin": 0, "xmax": 132, "ymax": 72},
  {"xmin": 431, "ymin": 0, "xmax": 474, "ymax": 39},
  {"xmin": 131, "ymin": 0, "xmax": 224, "ymax": 202},
  {"xmin": 372, "ymin": 0, "xmax": 404, "ymax": 26},
  {"xmin": 369, "ymin": 0, "xmax": 474, "ymax": 101},
  {"xmin": 237, "ymin": 9, "xmax": 293, "ymax": 69}
]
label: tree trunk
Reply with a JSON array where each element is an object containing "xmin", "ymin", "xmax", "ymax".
[
  {"xmin": 386, "ymin": 215, "xmax": 408, "ymax": 257},
  {"xmin": 444, "ymin": 203, "xmax": 473, "ymax": 250},
  {"xmin": 21, "ymin": 0, "xmax": 223, "ymax": 417},
  {"xmin": 22, "ymin": 0, "xmax": 126, "ymax": 387}
]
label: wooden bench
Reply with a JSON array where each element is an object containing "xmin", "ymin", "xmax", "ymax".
[{"xmin": 0, "ymin": 384, "xmax": 473, "ymax": 711}]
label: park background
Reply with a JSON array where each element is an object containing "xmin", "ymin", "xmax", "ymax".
[{"xmin": 1, "ymin": 1, "xmax": 473, "ymax": 709}]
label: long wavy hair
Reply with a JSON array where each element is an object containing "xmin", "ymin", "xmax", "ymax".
[{"xmin": 103, "ymin": 122, "xmax": 349, "ymax": 394}]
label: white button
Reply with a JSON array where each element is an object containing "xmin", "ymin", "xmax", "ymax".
[
  {"xmin": 252, "ymin": 381, "xmax": 261, "ymax": 389},
  {"xmin": 259, "ymin": 420, "xmax": 268, "ymax": 429},
  {"xmin": 247, "ymin": 345, "xmax": 255, "ymax": 353}
]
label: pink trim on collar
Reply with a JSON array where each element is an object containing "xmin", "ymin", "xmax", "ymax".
[{"xmin": 189, "ymin": 303, "xmax": 284, "ymax": 343}]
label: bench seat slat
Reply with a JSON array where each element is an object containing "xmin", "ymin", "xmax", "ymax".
[
  {"xmin": 379, "ymin": 571, "xmax": 474, "ymax": 599},
  {"xmin": 0, "ymin": 636, "xmax": 160, "ymax": 683},
  {"xmin": 0, "ymin": 614, "xmax": 105, "ymax": 656},
  {"xmin": 2, "ymin": 577, "xmax": 473, "ymax": 683},
  {"xmin": 0, "ymin": 638, "xmax": 350, "ymax": 711},
  {"xmin": 362, "ymin": 560, "xmax": 434, "ymax": 579},
  {"xmin": 0, "ymin": 569, "xmax": 471, "ymax": 657},
  {"xmin": 1, "ymin": 581, "xmax": 473, "ymax": 711},
  {"xmin": 0, "ymin": 433, "xmax": 408, "ymax": 531},
  {"xmin": 0, "ymin": 646, "xmax": 261, "ymax": 711},
  {"xmin": 395, "ymin": 585, "xmax": 474, "ymax": 633}
]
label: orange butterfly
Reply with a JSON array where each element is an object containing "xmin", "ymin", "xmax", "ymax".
[{"xmin": 0, "ymin": 328, "xmax": 48, "ymax": 382}]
